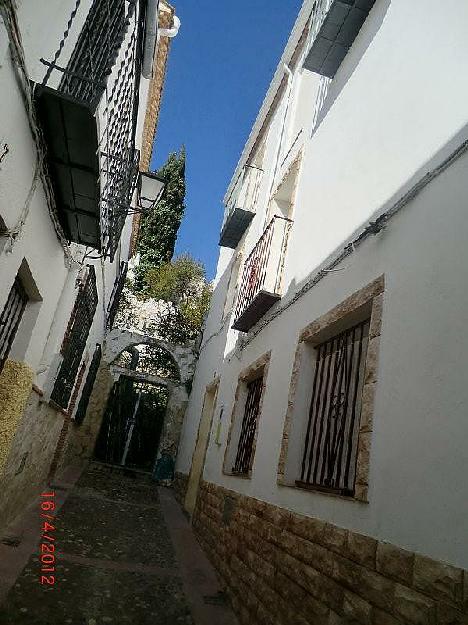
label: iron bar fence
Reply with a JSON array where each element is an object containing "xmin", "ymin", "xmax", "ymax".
[
  {"xmin": 0, "ymin": 278, "xmax": 28, "ymax": 374},
  {"xmin": 51, "ymin": 266, "xmax": 98, "ymax": 410},
  {"xmin": 297, "ymin": 319, "xmax": 370, "ymax": 496},
  {"xmin": 233, "ymin": 215, "xmax": 292, "ymax": 325},
  {"xmin": 232, "ymin": 376, "xmax": 264, "ymax": 475}
]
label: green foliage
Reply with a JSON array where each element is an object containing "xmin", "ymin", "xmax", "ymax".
[
  {"xmin": 115, "ymin": 150, "xmax": 211, "ymax": 358},
  {"xmin": 145, "ymin": 254, "xmax": 212, "ymax": 342},
  {"xmin": 133, "ymin": 149, "xmax": 186, "ymax": 292},
  {"xmin": 145, "ymin": 254, "xmax": 204, "ymax": 303}
]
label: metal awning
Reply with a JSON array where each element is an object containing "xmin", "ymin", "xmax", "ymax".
[
  {"xmin": 35, "ymin": 85, "xmax": 101, "ymax": 249},
  {"xmin": 219, "ymin": 208, "xmax": 255, "ymax": 249},
  {"xmin": 303, "ymin": 0, "xmax": 376, "ymax": 78}
]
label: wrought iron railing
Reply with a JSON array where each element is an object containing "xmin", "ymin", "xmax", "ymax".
[
  {"xmin": 39, "ymin": 0, "xmax": 145, "ymax": 259},
  {"xmin": 233, "ymin": 376, "xmax": 263, "ymax": 475},
  {"xmin": 297, "ymin": 319, "xmax": 370, "ymax": 496},
  {"xmin": 51, "ymin": 266, "xmax": 98, "ymax": 410},
  {"xmin": 107, "ymin": 261, "xmax": 128, "ymax": 328},
  {"xmin": 225, "ymin": 165, "xmax": 263, "ymax": 218},
  {"xmin": 56, "ymin": 0, "xmax": 128, "ymax": 107},
  {"xmin": 74, "ymin": 343, "xmax": 102, "ymax": 424},
  {"xmin": 0, "ymin": 278, "xmax": 28, "ymax": 374},
  {"xmin": 233, "ymin": 215, "xmax": 292, "ymax": 325}
]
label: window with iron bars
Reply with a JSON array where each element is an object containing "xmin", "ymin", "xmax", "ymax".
[
  {"xmin": 107, "ymin": 261, "xmax": 128, "ymax": 329},
  {"xmin": 0, "ymin": 278, "xmax": 29, "ymax": 374},
  {"xmin": 74, "ymin": 343, "xmax": 102, "ymax": 425},
  {"xmin": 51, "ymin": 266, "xmax": 98, "ymax": 410},
  {"xmin": 297, "ymin": 319, "xmax": 370, "ymax": 496},
  {"xmin": 41, "ymin": 0, "xmax": 144, "ymax": 259},
  {"xmin": 59, "ymin": 0, "xmax": 127, "ymax": 105},
  {"xmin": 232, "ymin": 376, "xmax": 264, "ymax": 475}
]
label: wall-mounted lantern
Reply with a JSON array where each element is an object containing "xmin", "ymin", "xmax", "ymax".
[{"xmin": 137, "ymin": 171, "xmax": 166, "ymax": 211}]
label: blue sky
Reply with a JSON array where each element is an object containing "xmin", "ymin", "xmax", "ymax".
[{"xmin": 151, "ymin": 0, "xmax": 303, "ymax": 279}]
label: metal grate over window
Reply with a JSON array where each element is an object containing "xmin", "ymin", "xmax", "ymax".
[
  {"xmin": 58, "ymin": 0, "xmax": 127, "ymax": 106},
  {"xmin": 0, "ymin": 278, "xmax": 28, "ymax": 374},
  {"xmin": 51, "ymin": 266, "xmax": 98, "ymax": 410},
  {"xmin": 297, "ymin": 319, "xmax": 370, "ymax": 496},
  {"xmin": 74, "ymin": 343, "xmax": 102, "ymax": 424},
  {"xmin": 106, "ymin": 261, "xmax": 128, "ymax": 329},
  {"xmin": 232, "ymin": 376, "xmax": 264, "ymax": 475},
  {"xmin": 40, "ymin": 0, "xmax": 145, "ymax": 259}
]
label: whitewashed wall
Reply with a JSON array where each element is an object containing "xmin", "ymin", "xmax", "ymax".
[
  {"xmin": 0, "ymin": 0, "xmax": 153, "ymax": 407},
  {"xmin": 177, "ymin": 0, "xmax": 468, "ymax": 571}
]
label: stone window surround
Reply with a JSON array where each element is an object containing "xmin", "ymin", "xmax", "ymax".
[
  {"xmin": 222, "ymin": 351, "xmax": 271, "ymax": 479},
  {"xmin": 277, "ymin": 275, "xmax": 385, "ymax": 503}
]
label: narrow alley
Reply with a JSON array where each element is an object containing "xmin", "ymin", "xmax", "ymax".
[{"xmin": 0, "ymin": 464, "xmax": 237, "ymax": 625}]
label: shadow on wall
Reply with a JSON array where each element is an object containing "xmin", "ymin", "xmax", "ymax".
[{"xmin": 312, "ymin": 0, "xmax": 392, "ymax": 136}]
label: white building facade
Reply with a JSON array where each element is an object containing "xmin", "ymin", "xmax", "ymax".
[
  {"xmin": 0, "ymin": 0, "xmax": 174, "ymax": 528},
  {"xmin": 176, "ymin": 1, "xmax": 468, "ymax": 623}
]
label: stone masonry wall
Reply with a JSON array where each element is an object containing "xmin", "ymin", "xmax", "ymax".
[
  {"xmin": 0, "ymin": 359, "xmax": 34, "ymax": 476},
  {"xmin": 0, "ymin": 387, "xmax": 65, "ymax": 532},
  {"xmin": 173, "ymin": 471, "xmax": 189, "ymax": 505},
  {"xmin": 57, "ymin": 365, "xmax": 115, "ymax": 474},
  {"xmin": 193, "ymin": 481, "xmax": 468, "ymax": 625}
]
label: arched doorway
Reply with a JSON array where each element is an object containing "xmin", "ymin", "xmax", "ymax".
[{"xmin": 94, "ymin": 343, "xmax": 180, "ymax": 472}]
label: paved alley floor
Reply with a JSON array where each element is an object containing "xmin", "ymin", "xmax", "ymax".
[{"xmin": 0, "ymin": 463, "xmax": 238, "ymax": 625}]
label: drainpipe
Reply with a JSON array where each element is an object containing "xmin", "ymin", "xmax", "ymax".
[{"xmin": 142, "ymin": 0, "xmax": 181, "ymax": 79}]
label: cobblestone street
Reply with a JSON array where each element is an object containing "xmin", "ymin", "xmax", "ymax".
[{"xmin": 0, "ymin": 464, "xmax": 237, "ymax": 625}]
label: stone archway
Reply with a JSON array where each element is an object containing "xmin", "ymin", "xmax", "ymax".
[{"xmin": 58, "ymin": 329, "xmax": 197, "ymax": 483}]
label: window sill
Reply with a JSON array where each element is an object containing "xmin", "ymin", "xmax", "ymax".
[
  {"xmin": 277, "ymin": 477, "xmax": 368, "ymax": 504},
  {"xmin": 222, "ymin": 469, "xmax": 252, "ymax": 480},
  {"xmin": 48, "ymin": 399, "xmax": 70, "ymax": 419}
]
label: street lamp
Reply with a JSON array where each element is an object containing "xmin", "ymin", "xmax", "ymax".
[{"xmin": 137, "ymin": 171, "xmax": 166, "ymax": 211}]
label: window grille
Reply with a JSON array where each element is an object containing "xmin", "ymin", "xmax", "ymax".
[
  {"xmin": 297, "ymin": 319, "xmax": 370, "ymax": 496},
  {"xmin": 59, "ymin": 0, "xmax": 127, "ymax": 106},
  {"xmin": 51, "ymin": 266, "xmax": 98, "ymax": 410},
  {"xmin": 107, "ymin": 261, "xmax": 128, "ymax": 328},
  {"xmin": 0, "ymin": 278, "xmax": 28, "ymax": 374},
  {"xmin": 232, "ymin": 376, "xmax": 264, "ymax": 475},
  {"xmin": 74, "ymin": 343, "xmax": 102, "ymax": 424},
  {"xmin": 39, "ymin": 0, "xmax": 145, "ymax": 258}
]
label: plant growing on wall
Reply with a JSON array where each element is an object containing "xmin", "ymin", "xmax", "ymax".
[
  {"xmin": 114, "ymin": 147, "xmax": 211, "ymax": 350},
  {"xmin": 144, "ymin": 254, "xmax": 212, "ymax": 342}
]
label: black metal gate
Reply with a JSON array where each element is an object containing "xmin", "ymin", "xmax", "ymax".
[{"xmin": 94, "ymin": 376, "xmax": 168, "ymax": 472}]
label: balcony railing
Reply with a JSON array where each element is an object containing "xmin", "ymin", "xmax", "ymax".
[
  {"xmin": 303, "ymin": 0, "xmax": 376, "ymax": 78},
  {"xmin": 232, "ymin": 215, "xmax": 292, "ymax": 333},
  {"xmin": 219, "ymin": 165, "xmax": 263, "ymax": 249},
  {"xmin": 35, "ymin": 0, "xmax": 144, "ymax": 259}
]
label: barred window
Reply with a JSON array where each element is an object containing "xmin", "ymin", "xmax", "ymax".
[
  {"xmin": 297, "ymin": 320, "xmax": 370, "ymax": 496},
  {"xmin": 232, "ymin": 376, "xmax": 264, "ymax": 475},
  {"xmin": 74, "ymin": 343, "xmax": 102, "ymax": 425},
  {"xmin": 51, "ymin": 266, "xmax": 98, "ymax": 410},
  {"xmin": 107, "ymin": 261, "xmax": 128, "ymax": 329},
  {"xmin": 0, "ymin": 278, "xmax": 28, "ymax": 374},
  {"xmin": 59, "ymin": 0, "xmax": 127, "ymax": 106}
]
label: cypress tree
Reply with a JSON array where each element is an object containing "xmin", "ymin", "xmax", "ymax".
[{"xmin": 133, "ymin": 148, "xmax": 186, "ymax": 292}]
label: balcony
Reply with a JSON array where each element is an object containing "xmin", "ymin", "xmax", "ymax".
[
  {"xmin": 303, "ymin": 0, "xmax": 376, "ymax": 78},
  {"xmin": 219, "ymin": 165, "xmax": 263, "ymax": 249},
  {"xmin": 232, "ymin": 215, "xmax": 292, "ymax": 333},
  {"xmin": 34, "ymin": 0, "xmax": 143, "ymax": 259}
]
